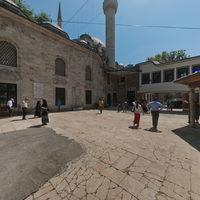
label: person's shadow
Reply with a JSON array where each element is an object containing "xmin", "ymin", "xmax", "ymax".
[
  {"xmin": 129, "ymin": 126, "xmax": 140, "ymax": 129},
  {"xmin": 11, "ymin": 119, "xmax": 23, "ymax": 122},
  {"xmin": 29, "ymin": 124, "xmax": 44, "ymax": 128},
  {"xmin": 144, "ymin": 128, "xmax": 162, "ymax": 133}
]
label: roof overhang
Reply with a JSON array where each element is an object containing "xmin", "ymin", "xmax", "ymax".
[
  {"xmin": 108, "ymin": 70, "xmax": 138, "ymax": 76},
  {"xmin": 174, "ymin": 72, "xmax": 200, "ymax": 88},
  {"xmin": 105, "ymin": 67, "xmax": 139, "ymax": 76}
]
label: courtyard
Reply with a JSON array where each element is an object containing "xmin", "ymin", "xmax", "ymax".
[{"xmin": 0, "ymin": 110, "xmax": 200, "ymax": 200}]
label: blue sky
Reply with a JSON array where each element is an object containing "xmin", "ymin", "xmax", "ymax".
[{"xmin": 24, "ymin": 0, "xmax": 200, "ymax": 65}]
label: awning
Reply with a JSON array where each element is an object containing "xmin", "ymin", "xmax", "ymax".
[{"xmin": 174, "ymin": 72, "xmax": 200, "ymax": 88}]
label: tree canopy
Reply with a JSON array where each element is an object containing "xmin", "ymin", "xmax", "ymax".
[
  {"xmin": 16, "ymin": 0, "xmax": 51, "ymax": 23},
  {"xmin": 147, "ymin": 50, "xmax": 190, "ymax": 64}
]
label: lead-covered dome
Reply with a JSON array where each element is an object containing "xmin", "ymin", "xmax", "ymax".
[{"xmin": 103, "ymin": 0, "xmax": 118, "ymax": 13}]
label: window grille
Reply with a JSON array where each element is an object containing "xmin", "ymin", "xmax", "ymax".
[{"xmin": 0, "ymin": 41, "xmax": 17, "ymax": 67}]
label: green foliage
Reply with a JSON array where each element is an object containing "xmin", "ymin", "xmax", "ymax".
[
  {"xmin": 34, "ymin": 12, "xmax": 51, "ymax": 23},
  {"xmin": 147, "ymin": 50, "xmax": 190, "ymax": 64},
  {"xmin": 125, "ymin": 64, "xmax": 135, "ymax": 69},
  {"xmin": 17, "ymin": 0, "xmax": 34, "ymax": 20},
  {"xmin": 16, "ymin": 0, "xmax": 51, "ymax": 23}
]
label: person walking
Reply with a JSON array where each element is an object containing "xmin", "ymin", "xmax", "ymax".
[
  {"xmin": 41, "ymin": 99, "xmax": 49, "ymax": 125},
  {"xmin": 133, "ymin": 101, "xmax": 143, "ymax": 128},
  {"xmin": 194, "ymin": 100, "xmax": 199, "ymax": 124},
  {"xmin": 34, "ymin": 100, "xmax": 41, "ymax": 118},
  {"xmin": 98, "ymin": 97, "xmax": 104, "ymax": 114},
  {"xmin": 147, "ymin": 97, "xmax": 163, "ymax": 132},
  {"xmin": 122, "ymin": 101, "xmax": 128, "ymax": 112},
  {"xmin": 22, "ymin": 98, "xmax": 28, "ymax": 120},
  {"xmin": 7, "ymin": 98, "xmax": 14, "ymax": 117}
]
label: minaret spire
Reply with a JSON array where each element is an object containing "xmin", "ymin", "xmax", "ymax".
[
  {"xmin": 103, "ymin": 0, "xmax": 118, "ymax": 69},
  {"xmin": 57, "ymin": 2, "xmax": 62, "ymax": 29}
]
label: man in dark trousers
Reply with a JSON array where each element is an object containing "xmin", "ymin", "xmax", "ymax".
[
  {"xmin": 147, "ymin": 97, "xmax": 163, "ymax": 132},
  {"xmin": 22, "ymin": 97, "xmax": 28, "ymax": 120}
]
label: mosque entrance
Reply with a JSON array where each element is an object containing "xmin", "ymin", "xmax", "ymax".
[
  {"xmin": 107, "ymin": 93, "xmax": 111, "ymax": 106},
  {"xmin": 113, "ymin": 93, "xmax": 117, "ymax": 106}
]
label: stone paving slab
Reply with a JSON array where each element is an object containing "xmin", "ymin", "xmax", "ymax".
[{"xmin": 0, "ymin": 110, "xmax": 200, "ymax": 200}]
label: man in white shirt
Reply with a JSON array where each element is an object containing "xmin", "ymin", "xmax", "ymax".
[
  {"xmin": 147, "ymin": 97, "xmax": 163, "ymax": 132},
  {"xmin": 22, "ymin": 98, "xmax": 28, "ymax": 120},
  {"xmin": 7, "ymin": 98, "xmax": 14, "ymax": 117}
]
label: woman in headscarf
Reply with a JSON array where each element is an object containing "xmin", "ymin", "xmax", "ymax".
[
  {"xmin": 34, "ymin": 100, "xmax": 41, "ymax": 118},
  {"xmin": 41, "ymin": 99, "xmax": 49, "ymax": 125}
]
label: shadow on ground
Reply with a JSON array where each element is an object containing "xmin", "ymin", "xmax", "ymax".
[
  {"xmin": 0, "ymin": 128, "xmax": 84, "ymax": 200},
  {"xmin": 172, "ymin": 125, "xmax": 200, "ymax": 151},
  {"xmin": 29, "ymin": 124, "xmax": 44, "ymax": 128}
]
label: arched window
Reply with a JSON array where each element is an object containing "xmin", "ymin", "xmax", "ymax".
[
  {"xmin": 0, "ymin": 41, "xmax": 17, "ymax": 67},
  {"xmin": 85, "ymin": 66, "xmax": 92, "ymax": 81},
  {"xmin": 55, "ymin": 58, "xmax": 66, "ymax": 76}
]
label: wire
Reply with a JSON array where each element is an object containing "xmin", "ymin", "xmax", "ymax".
[
  {"xmin": 51, "ymin": 20, "xmax": 131, "ymax": 27},
  {"xmin": 51, "ymin": 20, "xmax": 200, "ymax": 30},
  {"xmin": 80, "ymin": 12, "xmax": 102, "ymax": 34},
  {"xmin": 68, "ymin": 0, "xmax": 90, "ymax": 22},
  {"xmin": 133, "ymin": 25, "xmax": 200, "ymax": 30}
]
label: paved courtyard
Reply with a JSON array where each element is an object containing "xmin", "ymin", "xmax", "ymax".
[{"xmin": 0, "ymin": 110, "xmax": 200, "ymax": 200}]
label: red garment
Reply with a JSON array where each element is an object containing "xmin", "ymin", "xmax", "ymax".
[{"xmin": 134, "ymin": 113, "xmax": 141, "ymax": 126}]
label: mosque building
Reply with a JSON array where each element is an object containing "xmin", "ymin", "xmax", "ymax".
[{"xmin": 0, "ymin": 0, "xmax": 139, "ymax": 114}]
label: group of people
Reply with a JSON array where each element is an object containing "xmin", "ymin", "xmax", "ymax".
[
  {"xmin": 7, "ymin": 98, "xmax": 49, "ymax": 125},
  {"xmin": 98, "ymin": 96, "xmax": 163, "ymax": 132},
  {"xmin": 133, "ymin": 98, "xmax": 163, "ymax": 132},
  {"xmin": 6, "ymin": 95, "xmax": 199, "ymax": 129}
]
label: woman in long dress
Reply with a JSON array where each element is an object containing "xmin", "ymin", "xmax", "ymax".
[
  {"xmin": 41, "ymin": 99, "xmax": 49, "ymax": 125},
  {"xmin": 133, "ymin": 101, "xmax": 143, "ymax": 128},
  {"xmin": 34, "ymin": 101, "xmax": 41, "ymax": 118}
]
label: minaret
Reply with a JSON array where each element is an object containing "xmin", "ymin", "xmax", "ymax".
[
  {"xmin": 57, "ymin": 2, "xmax": 62, "ymax": 29},
  {"xmin": 103, "ymin": 0, "xmax": 118, "ymax": 68}
]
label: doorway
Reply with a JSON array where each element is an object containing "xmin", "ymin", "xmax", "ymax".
[
  {"xmin": 107, "ymin": 93, "xmax": 111, "ymax": 106},
  {"xmin": 113, "ymin": 93, "xmax": 117, "ymax": 106},
  {"xmin": 127, "ymin": 91, "xmax": 135, "ymax": 106}
]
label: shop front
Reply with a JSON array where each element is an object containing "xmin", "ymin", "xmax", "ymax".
[
  {"xmin": 0, "ymin": 83, "xmax": 17, "ymax": 114},
  {"xmin": 175, "ymin": 72, "xmax": 200, "ymax": 127}
]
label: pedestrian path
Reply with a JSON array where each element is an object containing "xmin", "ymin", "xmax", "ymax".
[{"xmin": 0, "ymin": 110, "xmax": 199, "ymax": 200}]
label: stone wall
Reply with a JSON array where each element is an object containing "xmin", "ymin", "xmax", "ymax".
[{"xmin": 0, "ymin": 8, "xmax": 104, "ymax": 111}]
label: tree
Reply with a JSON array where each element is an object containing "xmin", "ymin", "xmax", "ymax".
[
  {"xmin": 16, "ymin": 0, "xmax": 51, "ymax": 23},
  {"xmin": 147, "ymin": 50, "xmax": 190, "ymax": 64},
  {"xmin": 17, "ymin": 0, "xmax": 34, "ymax": 20},
  {"xmin": 34, "ymin": 12, "xmax": 51, "ymax": 23}
]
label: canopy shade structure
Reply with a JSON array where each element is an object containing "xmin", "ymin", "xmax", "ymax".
[{"xmin": 174, "ymin": 72, "xmax": 200, "ymax": 88}]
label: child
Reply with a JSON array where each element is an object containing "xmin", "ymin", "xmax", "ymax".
[{"xmin": 133, "ymin": 101, "xmax": 143, "ymax": 128}]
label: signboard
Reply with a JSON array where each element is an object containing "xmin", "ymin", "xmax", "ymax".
[{"xmin": 34, "ymin": 83, "xmax": 44, "ymax": 99}]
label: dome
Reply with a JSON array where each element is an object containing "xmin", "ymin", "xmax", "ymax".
[
  {"xmin": 103, "ymin": 0, "xmax": 118, "ymax": 13},
  {"xmin": 5, "ymin": 0, "xmax": 18, "ymax": 6},
  {"xmin": 79, "ymin": 40, "xmax": 88, "ymax": 45},
  {"xmin": 91, "ymin": 37, "xmax": 105, "ymax": 47}
]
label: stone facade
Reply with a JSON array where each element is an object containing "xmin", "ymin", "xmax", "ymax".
[{"xmin": 0, "ymin": 6, "xmax": 106, "ymax": 111}]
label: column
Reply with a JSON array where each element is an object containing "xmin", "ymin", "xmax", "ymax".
[
  {"xmin": 189, "ymin": 66, "xmax": 192, "ymax": 74},
  {"xmin": 189, "ymin": 88, "xmax": 195, "ymax": 127},
  {"xmin": 174, "ymin": 68, "xmax": 177, "ymax": 80}
]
